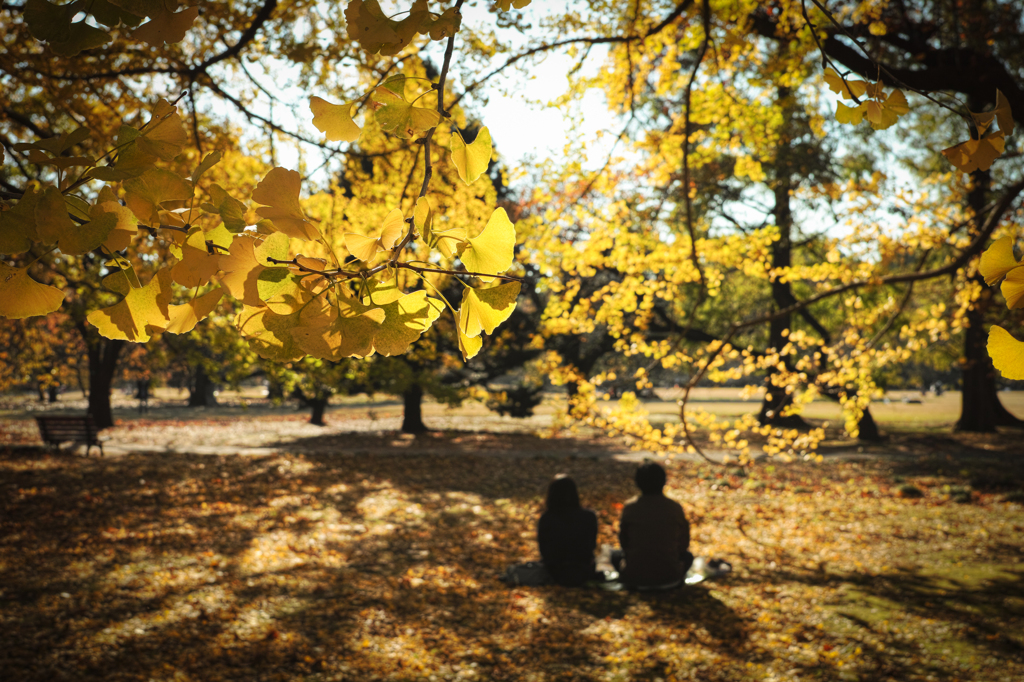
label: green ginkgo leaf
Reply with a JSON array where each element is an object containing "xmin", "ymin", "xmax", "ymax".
[
  {"xmin": 201, "ymin": 184, "xmax": 248, "ymax": 233},
  {"xmin": 34, "ymin": 186, "xmax": 76, "ymax": 246},
  {"xmin": 59, "ymin": 206, "xmax": 118, "ymax": 256},
  {"xmin": 87, "ymin": 268, "xmax": 173, "ymax": 342},
  {"xmin": 451, "ymin": 127, "xmax": 492, "ymax": 184},
  {"xmin": 459, "ymin": 281, "xmax": 520, "ymax": 338},
  {"xmin": 0, "ymin": 262, "xmax": 65, "ymax": 319},
  {"xmin": 191, "ymin": 150, "xmax": 223, "ymax": 184},
  {"xmin": 460, "ymin": 208, "xmax": 516, "ymax": 281},
  {"xmin": 309, "ymin": 96, "xmax": 361, "ymax": 142}
]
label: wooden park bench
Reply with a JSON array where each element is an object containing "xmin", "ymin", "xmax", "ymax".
[{"xmin": 35, "ymin": 415, "xmax": 106, "ymax": 457}]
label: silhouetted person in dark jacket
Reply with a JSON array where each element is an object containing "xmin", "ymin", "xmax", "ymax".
[
  {"xmin": 537, "ymin": 475, "xmax": 598, "ymax": 586},
  {"xmin": 616, "ymin": 461, "xmax": 693, "ymax": 589}
]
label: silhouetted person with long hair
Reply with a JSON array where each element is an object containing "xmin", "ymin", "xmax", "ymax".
[
  {"xmin": 616, "ymin": 461, "xmax": 693, "ymax": 589},
  {"xmin": 538, "ymin": 474, "xmax": 598, "ymax": 586}
]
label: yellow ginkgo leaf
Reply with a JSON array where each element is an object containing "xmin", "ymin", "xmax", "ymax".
[
  {"xmin": 451, "ymin": 127, "xmax": 493, "ymax": 184},
  {"xmin": 866, "ymin": 89, "xmax": 909, "ymax": 130},
  {"xmin": 345, "ymin": 208, "xmax": 406, "ymax": 261},
  {"xmin": 237, "ymin": 304, "xmax": 305, "ymax": 362},
  {"xmin": 309, "ymin": 96, "xmax": 361, "ymax": 142},
  {"xmin": 170, "ymin": 226, "xmax": 221, "ymax": 288},
  {"xmin": 252, "ymin": 167, "xmax": 319, "ymax": 240},
  {"xmin": 97, "ymin": 200, "xmax": 140, "ymax": 253},
  {"xmin": 1001, "ymin": 266, "xmax": 1024, "ymax": 309},
  {"xmin": 414, "ymin": 196, "xmax": 432, "ymax": 243},
  {"xmin": 344, "ymin": 0, "xmax": 399, "ymax": 54},
  {"xmin": 836, "ymin": 101, "xmax": 867, "ymax": 125},
  {"xmin": 219, "ymin": 232, "xmax": 290, "ymax": 305},
  {"xmin": 59, "ymin": 206, "xmax": 117, "ymax": 256},
  {"xmin": 133, "ymin": 6, "xmax": 199, "ymax": 46},
  {"xmin": 457, "ymin": 323, "xmax": 484, "ymax": 361},
  {"xmin": 201, "ymin": 184, "xmax": 247, "ymax": 233},
  {"xmin": 372, "ymin": 77, "xmax": 442, "ymax": 139},
  {"xmin": 459, "ymin": 281, "xmax": 521, "ymax": 338},
  {"xmin": 942, "ymin": 131, "xmax": 1005, "ymax": 174},
  {"xmin": 34, "ymin": 186, "xmax": 76, "ymax": 246},
  {"xmin": 0, "ymin": 187, "xmax": 40, "ymax": 255},
  {"xmin": 87, "ymin": 268, "xmax": 173, "ymax": 342},
  {"xmin": 164, "ymin": 289, "xmax": 224, "ymax": 334},
  {"xmin": 433, "ymin": 227, "xmax": 467, "ymax": 260},
  {"xmin": 495, "ymin": 0, "xmax": 531, "ymax": 12},
  {"xmin": 292, "ymin": 295, "xmax": 386, "ymax": 360},
  {"xmin": 460, "ymin": 208, "xmax": 516, "ymax": 281},
  {"xmin": 979, "ymin": 236, "xmax": 1021, "ymax": 286},
  {"xmin": 988, "ymin": 325, "xmax": 1024, "ymax": 380},
  {"xmin": 373, "ymin": 291, "xmax": 443, "ymax": 356},
  {"xmin": 124, "ymin": 168, "xmax": 192, "ymax": 225},
  {"xmin": 190, "ymin": 150, "xmax": 223, "ymax": 184},
  {"xmin": 0, "ymin": 262, "xmax": 65, "ymax": 319},
  {"xmin": 824, "ymin": 67, "xmax": 867, "ymax": 100}
]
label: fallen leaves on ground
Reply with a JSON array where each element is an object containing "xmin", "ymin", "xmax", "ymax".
[{"xmin": 1, "ymin": 428, "xmax": 1023, "ymax": 682}]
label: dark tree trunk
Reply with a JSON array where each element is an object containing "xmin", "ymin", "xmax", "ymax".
[
  {"xmin": 47, "ymin": 384, "xmax": 60, "ymax": 403},
  {"xmin": 188, "ymin": 365, "xmax": 218, "ymax": 407},
  {"xmin": 759, "ymin": 85, "xmax": 810, "ymax": 429},
  {"xmin": 309, "ymin": 396, "xmax": 329, "ymax": 426},
  {"xmin": 956, "ymin": 158, "xmax": 1024, "ymax": 432},
  {"xmin": 85, "ymin": 337, "xmax": 124, "ymax": 429},
  {"xmin": 401, "ymin": 383, "xmax": 427, "ymax": 433},
  {"xmin": 35, "ymin": 383, "xmax": 46, "ymax": 402},
  {"xmin": 856, "ymin": 407, "xmax": 882, "ymax": 442}
]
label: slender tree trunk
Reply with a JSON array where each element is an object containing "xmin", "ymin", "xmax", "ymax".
[
  {"xmin": 188, "ymin": 365, "xmax": 218, "ymax": 407},
  {"xmin": 309, "ymin": 396, "xmax": 329, "ymax": 426},
  {"xmin": 956, "ymin": 159, "xmax": 1024, "ymax": 431},
  {"xmin": 401, "ymin": 383, "xmax": 427, "ymax": 433},
  {"xmin": 759, "ymin": 84, "xmax": 809, "ymax": 429},
  {"xmin": 47, "ymin": 384, "xmax": 60, "ymax": 403}
]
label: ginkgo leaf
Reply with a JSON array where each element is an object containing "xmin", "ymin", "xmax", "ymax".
[
  {"xmin": 134, "ymin": 6, "xmax": 199, "ymax": 46},
  {"xmin": 252, "ymin": 167, "xmax": 319, "ymax": 240},
  {"xmin": 97, "ymin": 197, "xmax": 140, "ymax": 253},
  {"xmin": 0, "ymin": 187, "xmax": 41, "ymax": 254},
  {"xmin": 345, "ymin": 0, "xmax": 400, "ymax": 53},
  {"xmin": 309, "ymin": 96, "xmax": 361, "ymax": 142},
  {"xmin": 191, "ymin": 150, "xmax": 223, "ymax": 184},
  {"xmin": 451, "ymin": 127, "xmax": 492, "ymax": 184},
  {"xmin": 433, "ymin": 227, "xmax": 467, "ymax": 259},
  {"xmin": 136, "ymin": 100, "xmax": 189, "ymax": 161},
  {"xmin": 170, "ymin": 226, "xmax": 221, "ymax": 288},
  {"xmin": 0, "ymin": 262, "xmax": 65, "ymax": 319},
  {"xmin": 90, "ymin": 0, "xmax": 145, "ymax": 28},
  {"xmin": 102, "ymin": 261, "xmax": 141, "ymax": 295},
  {"xmin": 292, "ymin": 295, "xmax": 386, "ymax": 359},
  {"xmin": 457, "ymin": 324, "xmax": 484, "ymax": 360},
  {"xmin": 835, "ymin": 102, "xmax": 867, "ymax": 125},
  {"xmin": 24, "ymin": 0, "xmax": 112, "ymax": 56},
  {"xmin": 979, "ymin": 236, "xmax": 1021, "ymax": 286},
  {"xmin": 495, "ymin": 0, "xmax": 531, "ymax": 11},
  {"xmin": 59, "ymin": 206, "xmax": 118, "ymax": 256},
  {"xmin": 237, "ymin": 304, "xmax": 306, "ymax": 362},
  {"xmin": 124, "ymin": 168, "xmax": 192, "ymax": 225},
  {"xmin": 414, "ymin": 197, "xmax": 432, "ymax": 243},
  {"xmin": 87, "ymin": 268, "xmax": 172, "ymax": 342},
  {"xmin": 866, "ymin": 89, "xmax": 909, "ymax": 130},
  {"xmin": 988, "ymin": 325, "xmax": 1024, "ymax": 380},
  {"xmin": 345, "ymin": 208, "xmax": 406, "ymax": 261},
  {"xmin": 942, "ymin": 132, "xmax": 1005, "ymax": 174},
  {"xmin": 373, "ymin": 291, "xmax": 444, "ymax": 356},
  {"xmin": 219, "ymin": 232, "xmax": 290, "ymax": 306},
  {"xmin": 459, "ymin": 281, "xmax": 521, "ymax": 338},
  {"xmin": 460, "ymin": 208, "xmax": 516, "ymax": 281},
  {"xmin": 33, "ymin": 186, "xmax": 76, "ymax": 246},
  {"xmin": 823, "ymin": 67, "xmax": 867, "ymax": 101},
  {"xmin": 163, "ymin": 289, "xmax": 224, "ymax": 334},
  {"xmin": 201, "ymin": 184, "xmax": 247, "ymax": 233},
  {"xmin": 257, "ymin": 270, "xmax": 321, "ymax": 315},
  {"xmin": 428, "ymin": 6, "xmax": 462, "ymax": 40},
  {"xmin": 1001, "ymin": 266, "xmax": 1024, "ymax": 309},
  {"xmin": 372, "ymin": 77, "xmax": 441, "ymax": 139}
]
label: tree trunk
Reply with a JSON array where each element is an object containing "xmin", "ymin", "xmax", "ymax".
[
  {"xmin": 401, "ymin": 383, "xmax": 428, "ymax": 433},
  {"xmin": 759, "ymin": 84, "xmax": 810, "ymax": 429},
  {"xmin": 309, "ymin": 396, "xmax": 329, "ymax": 426},
  {"xmin": 85, "ymin": 336, "xmax": 124, "ymax": 429},
  {"xmin": 856, "ymin": 406, "xmax": 882, "ymax": 442},
  {"xmin": 188, "ymin": 365, "xmax": 218, "ymax": 407},
  {"xmin": 956, "ymin": 158, "xmax": 1024, "ymax": 431},
  {"xmin": 47, "ymin": 384, "xmax": 60, "ymax": 403}
]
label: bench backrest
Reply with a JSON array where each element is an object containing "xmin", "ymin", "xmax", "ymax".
[{"xmin": 35, "ymin": 416, "xmax": 101, "ymax": 442}]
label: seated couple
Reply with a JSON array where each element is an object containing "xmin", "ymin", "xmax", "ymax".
[{"xmin": 538, "ymin": 461, "xmax": 694, "ymax": 589}]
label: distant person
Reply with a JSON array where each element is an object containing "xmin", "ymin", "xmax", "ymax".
[
  {"xmin": 615, "ymin": 461, "xmax": 693, "ymax": 590},
  {"xmin": 537, "ymin": 475, "xmax": 598, "ymax": 587}
]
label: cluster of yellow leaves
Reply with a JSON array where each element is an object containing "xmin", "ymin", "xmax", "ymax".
[
  {"xmin": 824, "ymin": 67, "xmax": 909, "ymax": 130},
  {"xmin": 979, "ymin": 236, "xmax": 1024, "ymax": 379},
  {"xmin": 942, "ymin": 91, "xmax": 1015, "ymax": 174}
]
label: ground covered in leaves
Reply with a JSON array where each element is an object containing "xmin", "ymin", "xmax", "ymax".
[{"xmin": 2, "ymin": 428, "xmax": 1023, "ymax": 681}]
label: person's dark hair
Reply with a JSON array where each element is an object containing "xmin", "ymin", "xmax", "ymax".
[
  {"xmin": 545, "ymin": 474, "xmax": 581, "ymax": 512},
  {"xmin": 635, "ymin": 461, "xmax": 666, "ymax": 495}
]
